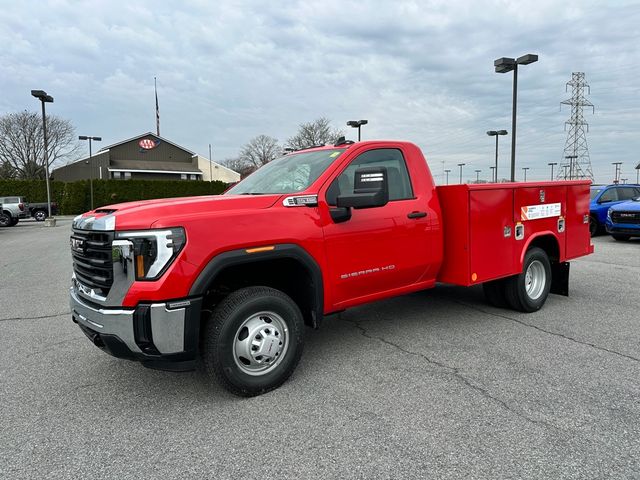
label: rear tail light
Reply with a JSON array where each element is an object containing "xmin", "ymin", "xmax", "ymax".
[{"xmin": 18, "ymin": 203, "xmax": 24, "ymax": 211}]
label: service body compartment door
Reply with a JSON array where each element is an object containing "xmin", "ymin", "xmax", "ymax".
[
  {"xmin": 566, "ymin": 183, "xmax": 592, "ymax": 259},
  {"xmin": 514, "ymin": 186, "xmax": 567, "ymax": 263},
  {"xmin": 469, "ymin": 189, "xmax": 515, "ymax": 282}
]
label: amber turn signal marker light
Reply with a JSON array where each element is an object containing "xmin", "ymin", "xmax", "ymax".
[{"xmin": 245, "ymin": 246, "xmax": 275, "ymax": 254}]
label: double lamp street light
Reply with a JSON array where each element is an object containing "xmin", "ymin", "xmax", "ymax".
[
  {"xmin": 486, "ymin": 130, "xmax": 507, "ymax": 182},
  {"xmin": 79, "ymin": 136, "xmax": 102, "ymax": 210},
  {"xmin": 346, "ymin": 119, "xmax": 368, "ymax": 141},
  {"xmin": 494, "ymin": 53, "xmax": 538, "ymax": 182},
  {"xmin": 30, "ymin": 90, "xmax": 54, "ymax": 220}
]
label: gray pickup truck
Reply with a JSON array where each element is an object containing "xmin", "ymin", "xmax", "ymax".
[{"xmin": 0, "ymin": 196, "xmax": 30, "ymax": 227}]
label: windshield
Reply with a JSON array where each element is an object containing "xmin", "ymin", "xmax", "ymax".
[
  {"xmin": 227, "ymin": 149, "xmax": 345, "ymax": 195},
  {"xmin": 590, "ymin": 188, "xmax": 602, "ymax": 200}
]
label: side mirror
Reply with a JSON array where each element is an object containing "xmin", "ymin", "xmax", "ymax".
[{"xmin": 336, "ymin": 167, "xmax": 389, "ymax": 209}]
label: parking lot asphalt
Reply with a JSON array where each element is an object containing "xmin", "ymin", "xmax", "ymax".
[{"xmin": 1, "ymin": 217, "xmax": 639, "ymax": 479}]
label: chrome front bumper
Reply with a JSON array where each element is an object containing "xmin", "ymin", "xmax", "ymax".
[
  {"xmin": 70, "ymin": 286, "xmax": 140, "ymax": 353},
  {"xmin": 70, "ymin": 286, "xmax": 198, "ymax": 358}
]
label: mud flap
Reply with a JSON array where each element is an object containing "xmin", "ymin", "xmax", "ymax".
[{"xmin": 550, "ymin": 261, "xmax": 570, "ymax": 296}]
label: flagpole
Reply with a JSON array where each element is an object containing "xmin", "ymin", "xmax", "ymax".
[
  {"xmin": 155, "ymin": 77, "xmax": 160, "ymax": 136},
  {"xmin": 209, "ymin": 144, "xmax": 213, "ymax": 183}
]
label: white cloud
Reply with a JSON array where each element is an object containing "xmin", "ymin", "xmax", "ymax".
[{"xmin": 0, "ymin": 0, "xmax": 638, "ymax": 182}]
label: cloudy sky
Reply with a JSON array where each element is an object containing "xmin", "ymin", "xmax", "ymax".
[{"xmin": 1, "ymin": 0, "xmax": 639, "ymax": 183}]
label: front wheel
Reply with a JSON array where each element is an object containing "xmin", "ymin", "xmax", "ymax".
[
  {"xmin": 0, "ymin": 213, "xmax": 11, "ymax": 227},
  {"xmin": 202, "ymin": 286, "xmax": 305, "ymax": 397},
  {"xmin": 589, "ymin": 216, "xmax": 599, "ymax": 236},
  {"xmin": 612, "ymin": 234, "xmax": 630, "ymax": 241},
  {"xmin": 505, "ymin": 247, "xmax": 552, "ymax": 313}
]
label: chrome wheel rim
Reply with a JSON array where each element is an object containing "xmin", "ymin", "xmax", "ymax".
[
  {"xmin": 35, "ymin": 211, "xmax": 46, "ymax": 221},
  {"xmin": 525, "ymin": 260, "xmax": 546, "ymax": 300},
  {"xmin": 233, "ymin": 311, "xmax": 288, "ymax": 376}
]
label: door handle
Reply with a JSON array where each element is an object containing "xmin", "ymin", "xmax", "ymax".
[{"xmin": 407, "ymin": 211, "xmax": 427, "ymax": 219}]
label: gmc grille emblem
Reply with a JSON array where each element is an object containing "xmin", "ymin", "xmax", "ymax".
[
  {"xmin": 70, "ymin": 238, "xmax": 85, "ymax": 252},
  {"xmin": 620, "ymin": 213, "xmax": 635, "ymax": 218}
]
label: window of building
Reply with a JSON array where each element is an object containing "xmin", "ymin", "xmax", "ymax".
[
  {"xmin": 181, "ymin": 174, "xmax": 187, "ymax": 180},
  {"xmin": 124, "ymin": 172, "xmax": 132, "ymax": 180},
  {"xmin": 112, "ymin": 172, "xmax": 122, "ymax": 179}
]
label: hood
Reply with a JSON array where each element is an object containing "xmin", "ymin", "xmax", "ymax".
[
  {"xmin": 610, "ymin": 198, "xmax": 640, "ymax": 211},
  {"xmin": 74, "ymin": 194, "xmax": 281, "ymax": 231}
]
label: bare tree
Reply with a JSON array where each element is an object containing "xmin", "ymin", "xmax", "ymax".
[
  {"xmin": 222, "ymin": 156, "xmax": 257, "ymax": 179},
  {"xmin": 285, "ymin": 117, "xmax": 344, "ymax": 150},
  {"xmin": 0, "ymin": 110, "xmax": 81, "ymax": 180},
  {"xmin": 238, "ymin": 134, "xmax": 281, "ymax": 169}
]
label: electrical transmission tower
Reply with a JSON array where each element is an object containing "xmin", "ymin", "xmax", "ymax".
[{"xmin": 558, "ymin": 72, "xmax": 594, "ymax": 181}]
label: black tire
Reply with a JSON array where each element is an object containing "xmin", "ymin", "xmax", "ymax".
[
  {"xmin": 589, "ymin": 215, "xmax": 599, "ymax": 236},
  {"xmin": 483, "ymin": 278, "xmax": 509, "ymax": 308},
  {"xmin": 504, "ymin": 247, "xmax": 552, "ymax": 313},
  {"xmin": 612, "ymin": 234, "xmax": 630, "ymax": 241},
  {"xmin": 33, "ymin": 210, "xmax": 47, "ymax": 221},
  {"xmin": 202, "ymin": 286, "xmax": 305, "ymax": 397},
  {"xmin": 0, "ymin": 213, "xmax": 11, "ymax": 227},
  {"xmin": 9, "ymin": 217, "xmax": 19, "ymax": 227}
]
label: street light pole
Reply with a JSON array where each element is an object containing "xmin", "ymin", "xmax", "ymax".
[
  {"xmin": 522, "ymin": 167, "xmax": 529, "ymax": 182},
  {"xmin": 31, "ymin": 90, "xmax": 54, "ymax": 220},
  {"xmin": 490, "ymin": 166, "xmax": 496, "ymax": 182},
  {"xmin": 494, "ymin": 54, "xmax": 538, "ymax": 182},
  {"xmin": 346, "ymin": 120, "xmax": 368, "ymax": 141},
  {"xmin": 458, "ymin": 163, "xmax": 465, "ymax": 184},
  {"xmin": 565, "ymin": 155, "xmax": 578, "ymax": 180},
  {"xmin": 445, "ymin": 169, "xmax": 451, "ymax": 185},
  {"xmin": 475, "ymin": 169, "xmax": 481, "ymax": 183},
  {"xmin": 635, "ymin": 162, "xmax": 640, "ymax": 184},
  {"xmin": 79, "ymin": 136, "xmax": 102, "ymax": 210},
  {"xmin": 548, "ymin": 162, "xmax": 557, "ymax": 181},
  {"xmin": 612, "ymin": 162, "xmax": 623, "ymax": 184},
  {"xmin": 487, "ymin": 130, "xmax": 508, "ymax": 182}
]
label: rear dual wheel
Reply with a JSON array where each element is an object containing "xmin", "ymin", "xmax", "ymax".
[
  {"xmin": 202, "ymin": 286, "xmax": 304, "ymax": 397},
  {"xmin": 483, "ymin": 247, "xmax": 552, "ymax": 313}
]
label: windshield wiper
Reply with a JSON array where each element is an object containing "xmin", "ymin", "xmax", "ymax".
[{"xmin": 239, "ymin": 192, "xmax": 267, "ymax": 195}]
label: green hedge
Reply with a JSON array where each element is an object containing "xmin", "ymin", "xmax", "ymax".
[{"xmin": 0, "ymin": 179, "xmax": 228, "ymax": 215}]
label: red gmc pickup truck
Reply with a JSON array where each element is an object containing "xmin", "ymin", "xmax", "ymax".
[{"xmin": 70, "ymin": 140, "xmax": 593, "ymax": 396}]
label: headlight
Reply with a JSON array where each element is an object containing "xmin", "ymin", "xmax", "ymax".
[
  {"xmin": 115, "ymin": 228, "xmax": 185, "ymax": 280},
  {"xmin": 607, "ymin": 208, "xmax": 612, "ymax": 219}
]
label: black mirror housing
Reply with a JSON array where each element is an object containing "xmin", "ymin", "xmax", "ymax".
[{"xmin": 336, "ymin": 167, "xmax": 389, "ymax": 209}]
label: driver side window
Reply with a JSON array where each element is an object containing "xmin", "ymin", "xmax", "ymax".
[
  {"xmin": 599, "ymin": 188, "xmax": 618, "ymax": 203},
  {"xmin": 326, "ymin": 149, "xmax": 413, "ymax": 206}
]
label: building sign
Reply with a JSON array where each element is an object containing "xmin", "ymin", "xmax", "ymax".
[{"xmin": 139, "ymin": 138, "xmax": 160, "ymax": 150}]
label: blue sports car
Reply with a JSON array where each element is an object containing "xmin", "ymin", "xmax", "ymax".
[
  {"xmin": 590, "ymin": 184, "xmax": 640, "ymax": 236},
  {"xmin": 606, "ymin": 194, "xmax": 640, "ymax": 241}
]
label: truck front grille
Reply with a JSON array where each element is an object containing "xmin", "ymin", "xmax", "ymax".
[
  {"xmin": 611, "ymin": 211, "xmax": 640, "ymax": 224},
  {"xmin": 71, "ymin": 229, "xmax": 114, "ymax": 295}
]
